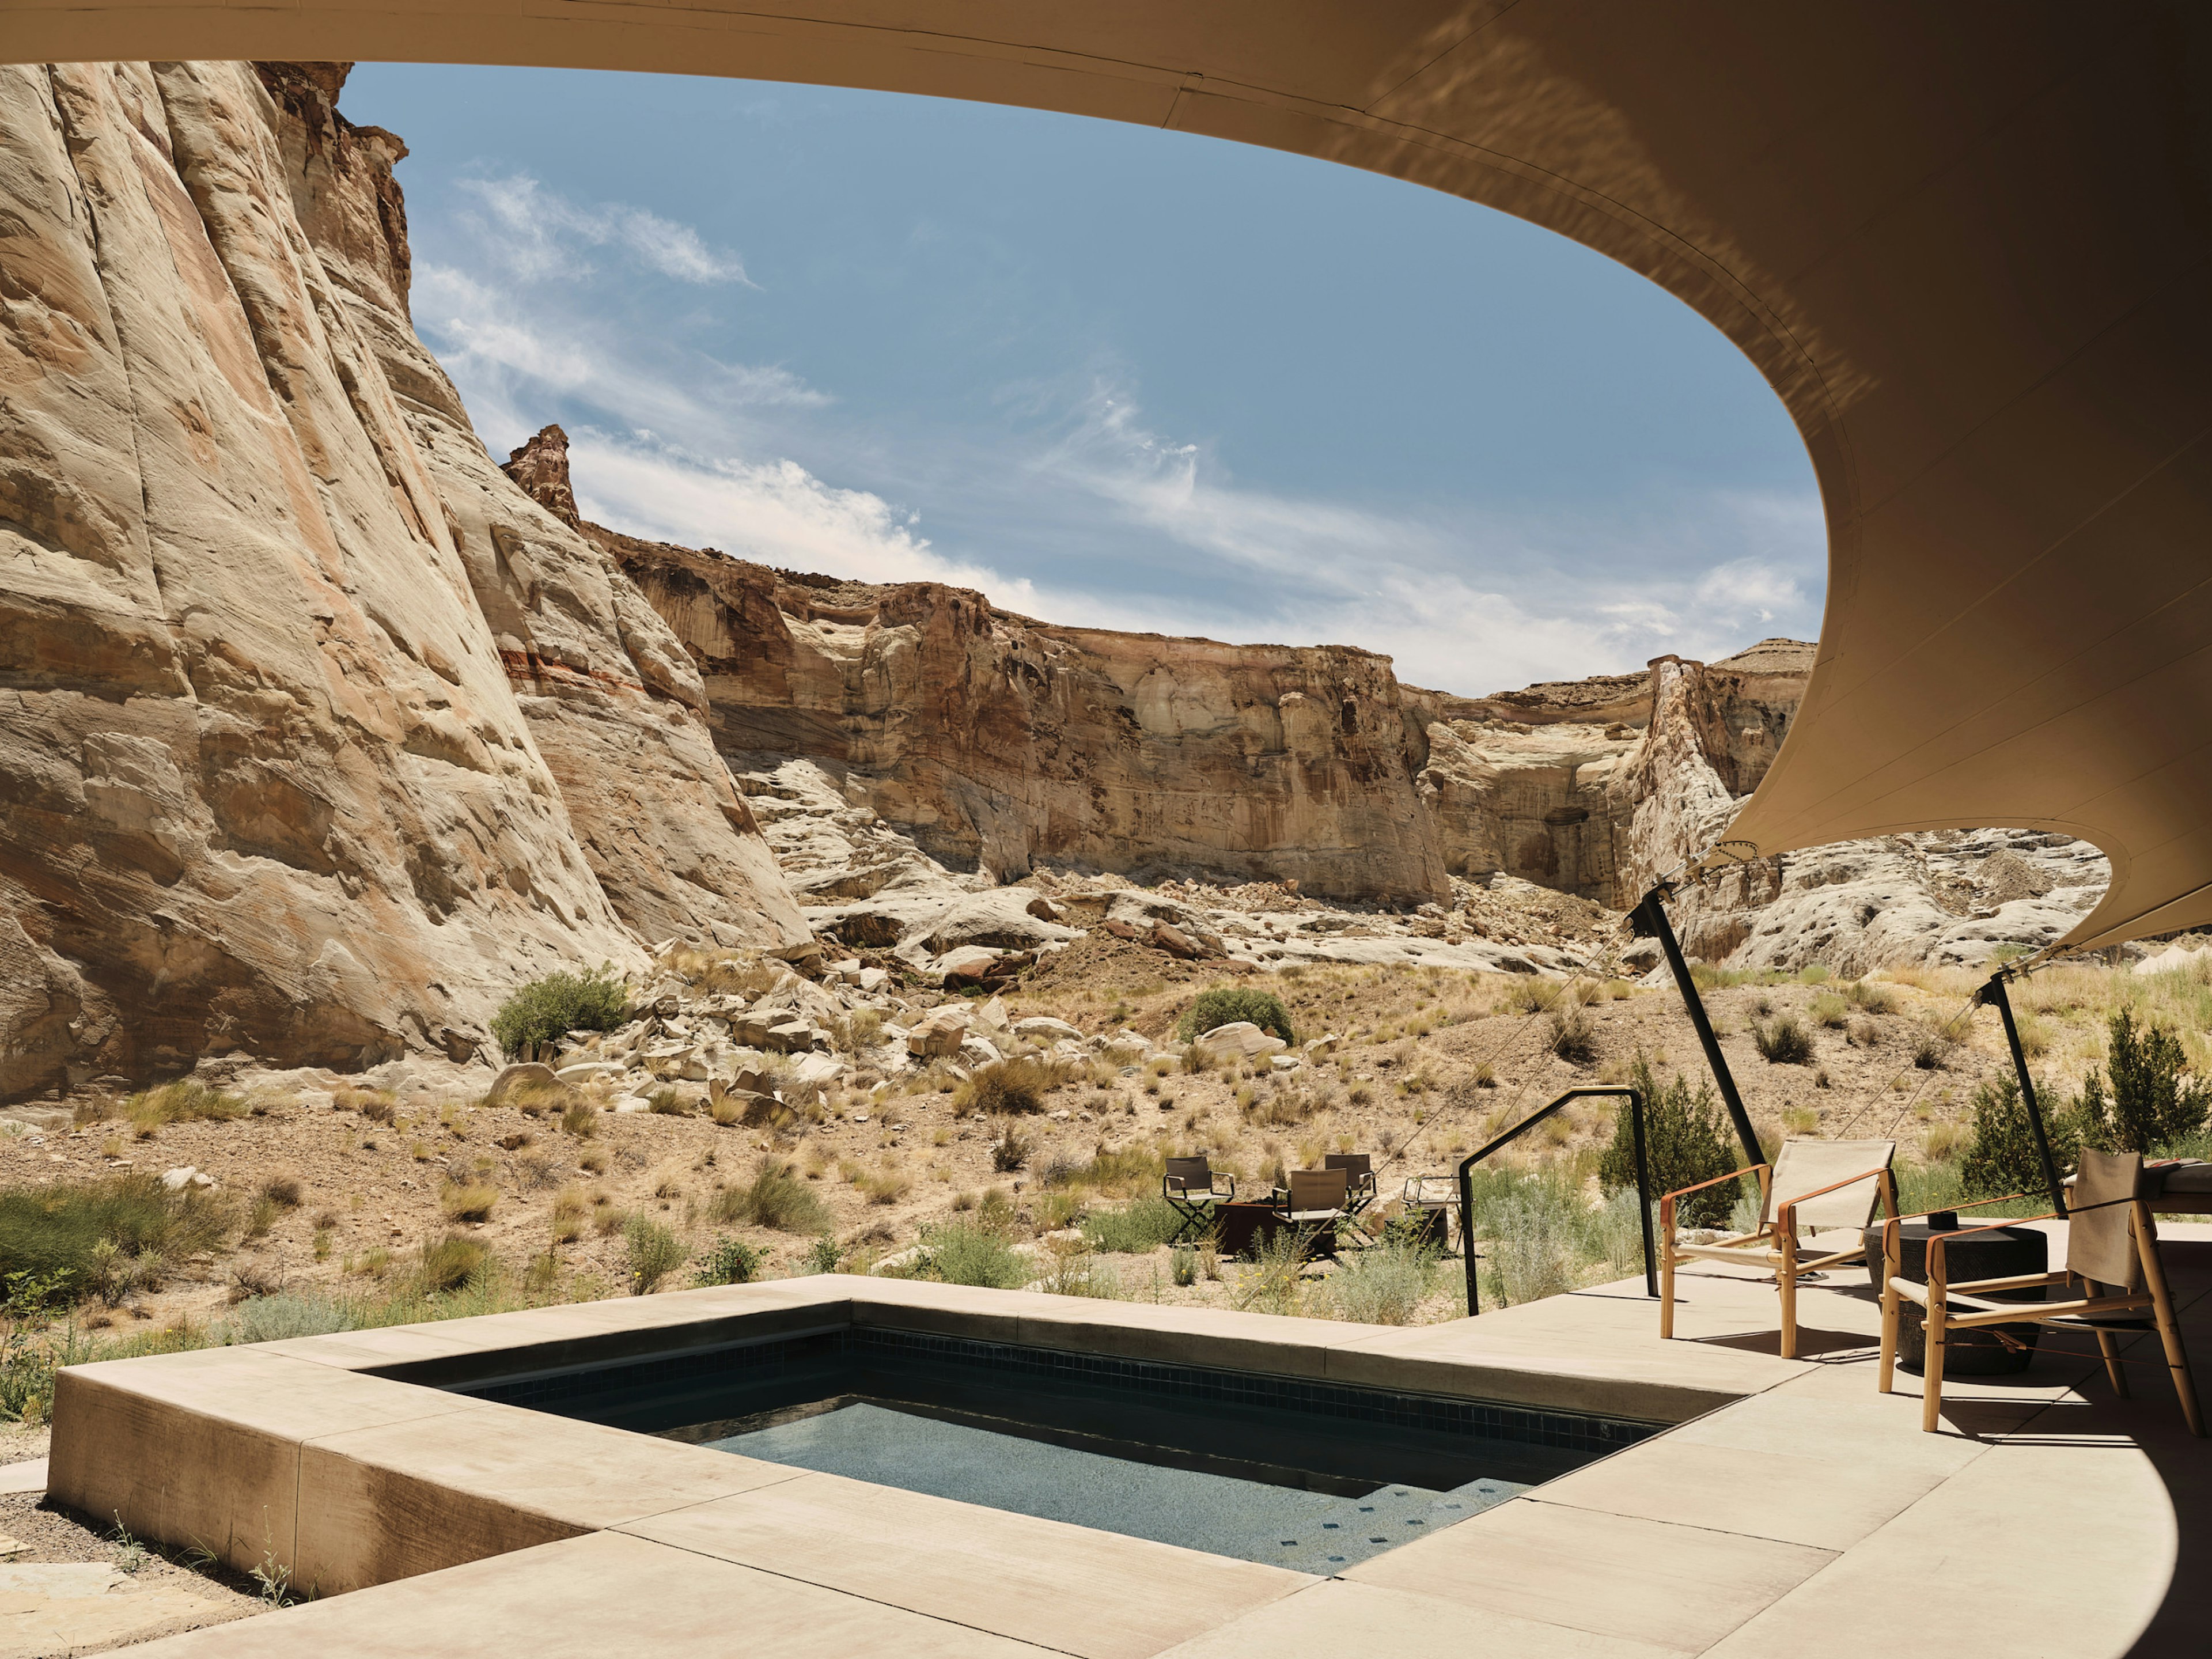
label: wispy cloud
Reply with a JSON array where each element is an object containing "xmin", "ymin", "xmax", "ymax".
[
  {"xmin": 570, "ymin": 429, "xmax": 1035, "ymax": 600},
  {"xmin": 409, "ymin": 194, "xmax": 1821, "ymax": 698},
  {"xmin": 453, "ymin": 175, "xmax": 756, "ymax": 286}
]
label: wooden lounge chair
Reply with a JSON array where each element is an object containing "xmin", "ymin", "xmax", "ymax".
[
  {"xmin": 1162, "ymin": 1156, "xmax": 1235, "ymax": 1243},
  {"xmin": 1881, "ymin": 1148, "xmax": 2205, "ymax": 1435},
  {"xmin": 1324, "ymin": 1153, "xmax": 1377, "ymax": 1217},
  {"xmin": 1660, "ymin": 1138, "xmax": 1897, "ymax": 1359}
]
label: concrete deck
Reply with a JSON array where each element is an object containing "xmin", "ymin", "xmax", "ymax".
[{"xmin": 52, "ymin": 1228, "xmax": 2212, "ymax": 1657}]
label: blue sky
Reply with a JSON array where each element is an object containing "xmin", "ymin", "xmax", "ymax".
[{"xmin": 344, "ymin": 64, "xmax": 1823, "ymax": 696}]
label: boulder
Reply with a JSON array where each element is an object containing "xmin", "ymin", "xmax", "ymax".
[
  {"xmin": 960, "ymin": 1035, "xmax": 1006, "ymax": 1067},
  {"xmin": 1193, "ymin": 1021, "xmax": 1287, "ymax": 1060},
  {"xmin": 1013, "ymin": 1016, "xmax": 1084, "ymax": 1041},
  {"xmin": 906, "ymin": 1005, "xmax": 972, "ymax": 1058},
  {"xmin": 554, "ymin": 1061, "xmax": 624, "ymax": 1084},
  {"xmin": 763, "ymin": 1020, "xmax": 821, "ymax": 1054},
  {"xmin": 486, "ymin": 1063, "xmax": 561, "ymax": 1105}
]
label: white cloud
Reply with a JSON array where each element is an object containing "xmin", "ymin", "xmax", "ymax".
[
  {"xmin": 410, "ymin": 198, "xmax": 1822, "ymax": 699},
  {"xmin": 453, "ymin": 175, "xmax": 754, "ymax": 286},
  {"xmin": 570, "ymin": 430, "xmax": 1038, "ymax": 603}
]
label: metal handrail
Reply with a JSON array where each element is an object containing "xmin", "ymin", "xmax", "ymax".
[{"xmin": 1456, "ymin": 1086, "xmax": 1655, "ymax": 1316}]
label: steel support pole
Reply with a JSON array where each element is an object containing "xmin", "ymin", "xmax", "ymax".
[
  {"xmin": 1637, "ymin": 887, "xmax": 1764, "ymax": 1172},
  {"xmin": 1982, "ymin": 972, "xmax": 2068, "ymax": 1215}
]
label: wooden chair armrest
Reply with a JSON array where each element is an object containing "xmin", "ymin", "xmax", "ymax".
[
  {"xmin": 1664, "ymin": 1164, "xmax": 1768, "ymax": 1203},
  {"xmin": 1891, "ymin": 1194, "xmax": 2035, "ymax": 1225},
  {"xmin": 1889, "ymin": 1277, "xmax": 1930, "ymax": 1306},
  {"xmin": 1949, "ymin": 1270, "xmax": 2066, "ymax": 1294}
]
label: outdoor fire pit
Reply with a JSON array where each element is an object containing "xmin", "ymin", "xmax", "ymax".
[{"xmin": 1862, "ymin": 1213, "xmax": 2047, "ymax": 1376}]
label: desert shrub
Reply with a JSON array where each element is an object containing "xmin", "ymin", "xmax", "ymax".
[
  {"xmin": 831, "ymin": 1008, "xmax": 886, "ymax": 1055},
  {"xmin": 952, "ymin": 1057, "xmax": 1060, "ymax": 1118},
  {"xmin": 1846, "ymin": 979, "xmax": 1897, "ymax": 1015},
  {"xmin": 244, "ymin": 1195, "xmax": 279, "ymax": 1240},
  {"xmin": 623, "ymin": 1214, "xmax": 687, "ymax": 1294},
  {"xmin": 440, "ymin": 1181, "xmax": 498, "ymax": 1224},
  {"xmin": 1506, "ymin": 978, "xmax": 1563, "ymax": 1015},
  {"xmin": 713, "ymin": 1160, "xmax": 831, "ymax": 1233},
  {"xmin": 416, "ymin": 1233, "xmax": 491, "ymax": 1294},
  {"xmin": 920, "ymin": 1219, "xmax": 1030, "ymax": 1289},
  {"xmin": 1599, "ymin": 1056, "xmax": 1740, "ymax": 1229},
  {"xmin": 1547, "ymin": 1005, "xmax": 1596, "ymax": 1065},
  {"xmin": 1960, "ymin": 1073, "xmax": 2082, "ymax": 1197},
  {"xmin": 0, "ymin": 1175, "xmax": 231, "ymax": 1307},
  {"xmin": 2076, "ymin": 1007, "xmax": 2207, "ymax": 1153},
  {"xmin": 489, "ymin": 965, "xmax": 628, "ymax": 1060},
  {"xmin": 219, "ymin": 1291, "xmax": 354, "ymax": 1345},
  {"xmin": 1752, "ymin": 1016, "xmax": 1815, "ymax": 1065},
  {"xmin": 990, "ymin": 1126, "xmax": 1032, "ymax": 1172},
  {"xmin": 1171, "ymin": 1245, "xmax": 1199, "ymax": 1286},
  {"xmin": 692, "ymin": 1237, "xmax": 763, "ymax": 1286},
  {"xmin": 1080, "ymin": 1197, "xmax": 1184, "ymax": 1254},
  {"xmin": 1038, "ymin": 1239, "xmax": 1123, "ymax": 1300},
  {"xmin": 1910, "ymin": 1028, "xmax": 1951, "ymax": 1070},
  {"xmin": 647, "ymin": 1088, "xmax": 688, "ymax": 1116},
  {"xmin": 1176, "ymin": 987, "xmax": 1296, "ymax": 1046},
  {"xmin": 858, "ymin": 1169, "xmax": 912, "ymax": 1206},
  {"xmin": 1482, "ymin": 1188, "xmax": 1581, "ymax": 1306},
  {"xmin": 1319, "ymin": 1238, "xmax": 1438, "ymax": 1325},
  {"xmin": 803, "ymin": 1234, "xmax": 843, "ymax": 1275},
  {"xmin": 259, "ymin": 1172, "xmax": 304, "ymax": 1209},
  {"xmin": 124, "ymin": 1082, "xmax": 247, "ymax": 1137},
  {"xmin": 1808, "ymin": 993, "xmax": 1850, "ymax": 1029},
  {"xmin": 1230, "ymin": 1227, "xmax": 1310, "ymax": 1315},
  {"xmin": 559, "ymin": 1100, "xmax": 597, "ymax": 1139}
]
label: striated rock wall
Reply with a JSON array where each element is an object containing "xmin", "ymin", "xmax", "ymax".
[
  {"xmin": 594, "ymin": 526, "xmax": 1454, "ymax": 904},
  {"xmin": 0, "ymin": 62, "xmax": 803, "ymax": 1100}
]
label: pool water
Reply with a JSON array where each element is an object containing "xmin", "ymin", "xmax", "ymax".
[
  {"xmin": 453, "ymin": 1328, "xmax": 1653, "ymax": 1570},
  {"xmin": 712, "ymin": 1399, "xmax": 1525, "ymax": 1572}
]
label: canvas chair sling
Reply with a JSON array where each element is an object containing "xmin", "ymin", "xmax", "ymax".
[{"xmin": 1660, "ymin": 1138, "xmax": 1897, "ymax": 1360}]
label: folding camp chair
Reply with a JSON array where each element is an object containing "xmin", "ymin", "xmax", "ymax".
[
  {"xmin": 1400, "ymin": 1174, "xmax": 1458, "ymax": 1252},
  {"xmin": 1162, "ymin": 1155, "xmax": 1235, "ymax": 1244},
  {"xmin": 1272, "ymin": 1168, "xmax": 1350, "ymax": 1260},
  {"xmin": 1881, "ymin": 1148, "xmax": 2205, "ymax": 1434},
  {"xmin": 1324, "ymin": 1153, "xmax": 1378, "ymax": 1218},
  {"xmin": 1660, "ymin": 1138, "xmax": 1897, "ymax": 1359}
]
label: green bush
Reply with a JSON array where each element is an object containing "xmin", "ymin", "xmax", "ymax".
[
  {"xmin": 1319, "ymin": 1238, "xmax": 1438, "ymax": 1324},
  {"xmin": 920, "ymin": 1219, "xmax": 1031, "ymax": 1289},
  {"xmin": 692, "ymin": 1237, "xmax": 763, "ymax": 1286},
  {"xmin": 1080, "ymin": 1197, "xmax": 1184, "ymax": 1254},
  {"xmin": 624, "ymin": 1214, "xmax": 687, "ymax": 1294},
  {"xmin": 1176, "ymin": 987, "xmax": 1296, "ymax": 1046},
  {"xmin": 490, "ymin": 965, "xmax": 630, "ymax": 1060},
  {"xmin": 711, "ymin": 1160, "xmax": 831, "ymax": 1233},
  {"xmin": 2077, "ymin": 1007, "xmax": 2207, "ymax": 1153},
  {"xmin": 1958, "ymin": 1073, "xmax": 2082, "ymax": 1198},
  {"xmin": 0, "ymin": 1175, "xmax": 232, "ymax": 1308},
  {"xmin": 1599, "ymin": 1056, "xmax": 1740, "ymax": 1228}
]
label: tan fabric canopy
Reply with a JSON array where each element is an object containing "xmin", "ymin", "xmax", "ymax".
[{"xmin": 13, "ymin": 2, "xmax": 2210, "ymax": 951}]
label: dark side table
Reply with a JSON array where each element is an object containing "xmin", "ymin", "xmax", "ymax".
[{"xmin": 1862, "ymin": 1213, "xmax": 2047, "ymax": 1376}]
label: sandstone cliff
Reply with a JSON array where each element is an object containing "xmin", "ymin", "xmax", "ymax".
[
  {"xmin": 566, "ymin": 503, "xmax": 1453, "ymax": 906},
  {"xmin": 0, "ymin": 62, "xmax": 803, "ymax": 1101}
]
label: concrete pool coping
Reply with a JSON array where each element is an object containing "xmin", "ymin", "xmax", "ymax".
[{"xmin": 52, "ymin": 1228, "xmax": 2212, "ymax": 1656}]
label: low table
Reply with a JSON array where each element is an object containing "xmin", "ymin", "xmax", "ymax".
[
  {"xmin": 1862, "ymin": 1214, "xmax": 2047, "ymax": 1376},
  {"xmin": 2063, "ymin": 1158, "xmax": 2212, "ymax": 1214}
]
